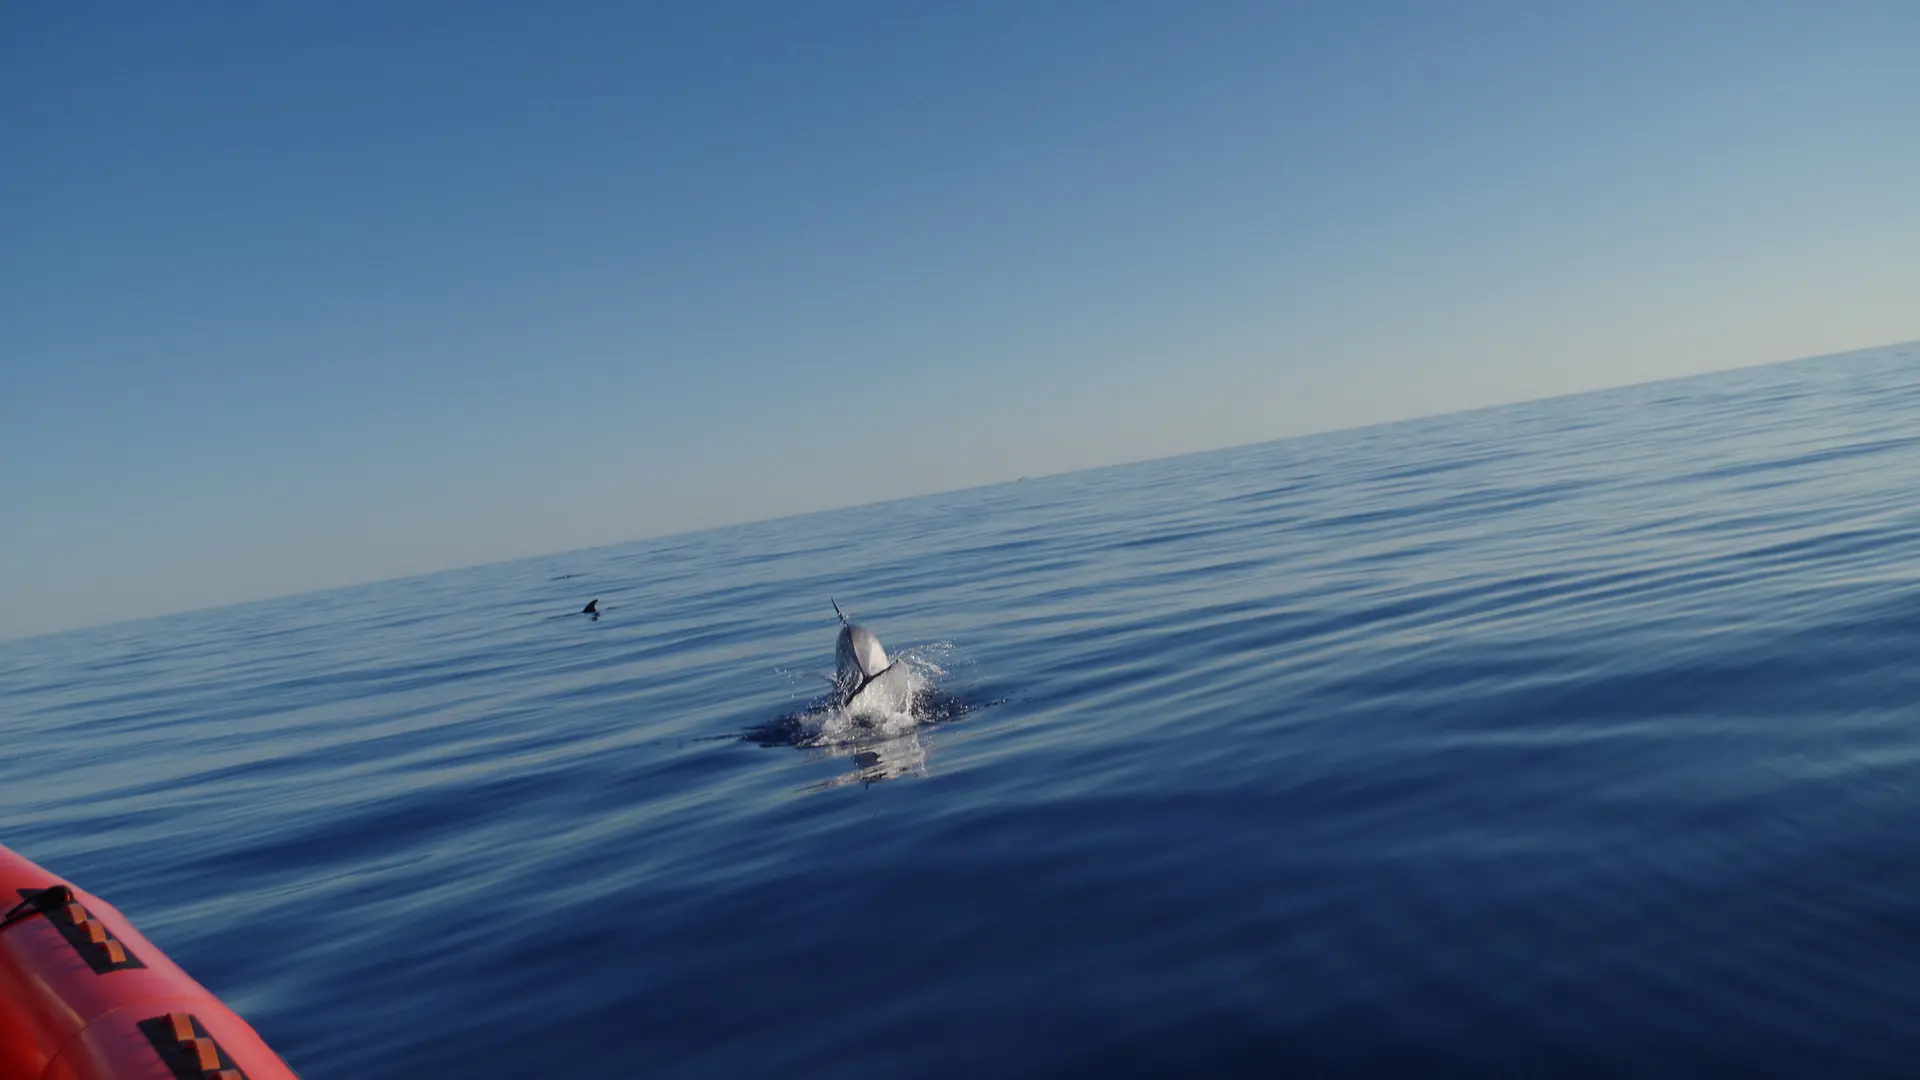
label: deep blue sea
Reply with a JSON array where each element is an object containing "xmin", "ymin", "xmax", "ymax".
[{"xmin": 5, "ymin": 345, "xmax": 1919, "ymax": 1078}]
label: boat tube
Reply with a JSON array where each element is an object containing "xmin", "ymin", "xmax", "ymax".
[{"xmin": 0, "ymin": 844, "xmax": 298, "ymax": 1080}]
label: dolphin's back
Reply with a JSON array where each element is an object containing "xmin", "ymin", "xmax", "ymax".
[
  {"xmin": 835, "ymin": 623, "xmax": 890, "ymax": 699},
  {"xmin": 837, "ymin": 624, "xmax": 889, "ymax": 678}
]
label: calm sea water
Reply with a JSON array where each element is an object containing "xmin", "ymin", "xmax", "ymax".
[{"xmin": 4, "ymin": 345, "xmax": 1919, "ymax": 1078}]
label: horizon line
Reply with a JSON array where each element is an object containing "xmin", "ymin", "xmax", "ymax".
[{"xmin": 7, "ymin": 336, "xmax": 1914, "ymax": 645}]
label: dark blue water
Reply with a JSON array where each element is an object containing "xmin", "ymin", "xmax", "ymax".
[{"xmin": 5, "ymin": 345, "xmax": 1919, "ymax": 1078}]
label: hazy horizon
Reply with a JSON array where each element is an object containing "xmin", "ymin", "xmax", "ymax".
[
  {"xmin": 7, "ymin": 339, "xmax": 1910, "ymax": 643},
  {"xmin": 7, "ymin": 4, "xmax": 1918, "ymax": 640}
]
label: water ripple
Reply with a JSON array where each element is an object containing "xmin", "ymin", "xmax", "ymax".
[{"xmin": 3, "ymin": 345, "xmax": 1919, "ymax": 1077}]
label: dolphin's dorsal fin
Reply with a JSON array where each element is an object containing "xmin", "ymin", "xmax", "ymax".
[{"xmin": 583, "ymin": 599, "xmax": 599, "ymax": 615}]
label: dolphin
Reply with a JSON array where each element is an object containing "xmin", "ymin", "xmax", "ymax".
[
  {"xmin": 832, "ymin": 599, "xmax": 896, "ymax": 707},
  {"xmin": 582, "ymin": 599, "xmax": 599, "ymax": 616}
]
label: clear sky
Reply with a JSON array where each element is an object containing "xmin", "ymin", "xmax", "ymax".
[{"xmin": 4, "ymin": 2, "xmax": 1917, "ymax": 640}]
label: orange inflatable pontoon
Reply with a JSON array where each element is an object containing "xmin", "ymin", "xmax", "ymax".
[{"xmin": 0, "ymin": 844, "xmax": 298, "ymax": 1080}]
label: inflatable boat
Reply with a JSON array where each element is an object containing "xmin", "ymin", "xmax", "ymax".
[{"xmin": 0, "ymin": 844, "xmax": 298, "ymax": 1080}]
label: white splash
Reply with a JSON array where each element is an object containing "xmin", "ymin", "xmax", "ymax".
[
  {"xmin": 810, "ymin": 645, "xmax": 947, "ymax": 744},
  {"xmin": 787, "ymin": 645, "xmax": 955, "ymax": 788}
]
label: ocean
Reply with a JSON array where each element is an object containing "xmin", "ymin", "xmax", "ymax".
[{"xmin": 3, "ymin": 343, "xmax": 1918, "ymax": 1077}]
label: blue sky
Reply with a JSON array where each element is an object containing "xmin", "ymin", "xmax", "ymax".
[{"xmin": 4, "ymin": 2, "xmax": 1917, "ymax": 639}]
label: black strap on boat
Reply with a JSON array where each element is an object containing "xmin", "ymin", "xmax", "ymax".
[
  {"xmin": 0, "ymin": 884, "xmax": 73, "ymax": 933},
  {"xmin": 2, "ymin": 885, "xmax": 145, "ymax": 972}
]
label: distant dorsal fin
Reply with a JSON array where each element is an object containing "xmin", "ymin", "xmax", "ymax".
[{"xmin": 583, "ymin": 598, "xmax": 599, "ymax": 615}]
